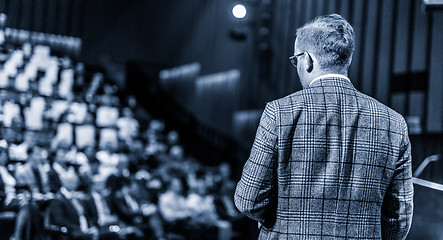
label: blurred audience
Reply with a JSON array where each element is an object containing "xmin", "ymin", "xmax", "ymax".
[{"xmin": 0, "ymin": 42, "xmax": 248, "ymax": 240}]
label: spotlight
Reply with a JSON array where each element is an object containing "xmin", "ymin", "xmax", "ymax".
[{"xmin": 232, "ymin": 4, "xmax": 247, "ymax": 19}]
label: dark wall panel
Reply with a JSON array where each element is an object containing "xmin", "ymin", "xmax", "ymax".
[
  {"xmin": 375, "ymin": 0, "xmax": 396, "ymax": 104},
  {"xmin": 360, "ymin": 0, "xmax": 379, "ymax": 96},
  {"xmin": 6, "ymin": 0, "xmax": 19, "ymax": 28},
  {"xmin": 32, "ymin": 0, "xmax": 45, "ymax": 33},
  {"xmin": 0, "ymin": 1, "xmax": 6, "ymax": 14},
  {"xmin": 314, "ymin": 0, "xmax": 326, "ymax": 16},
  {"xmin": 349, "ymin": 0, "xmax": 365, "ymax": 90},
  {"xmin": 339, "ymin": 0, "xmax": 352, "ymax": 21},
  {"xmin": 411, "ymin": 2, "xmax": 429, "ymax": 72},
  {"xmin": 305, "ymin": 0, "xmax": 314, "ymax": 23},
  {"xmin": 56, "ymin": 0, "xmax": 69, "ymax": 35},
  {"xmin": 46, "ymin": 0, "xmax": 58, "ymax": 33},
  {"xmin": 327, "ymin": 0, "xmax": 337, "ymax": 14},
  {"xmin": 20, "ymin": 0, "xmax": 32, "ymax": 30},
  {"xmin": 393, "ymin": 0, "xmax": 412, "ymax": 74},
  {"xmin": 427, "ymin": 12, "xmax": 443, "ymax": 132}
]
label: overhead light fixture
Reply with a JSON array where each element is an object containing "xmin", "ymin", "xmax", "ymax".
[{"xmin": 232, "ymin": 4, "xmax": 247, "ymax": 19}]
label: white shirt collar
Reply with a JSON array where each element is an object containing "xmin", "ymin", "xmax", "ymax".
[
  {"xmin": 60, "ymin": 187, "xmax": 72, "ymax": 199},
  {"xmin": 309, "ymin": 74, "xmax": 351, "ymax": 87}
]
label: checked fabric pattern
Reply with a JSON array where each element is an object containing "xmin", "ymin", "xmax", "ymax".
[{"xmin": 234, "ymin": 77, "xmax": 413, "ymax": 239}]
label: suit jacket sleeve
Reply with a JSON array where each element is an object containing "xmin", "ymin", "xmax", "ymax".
[
  {"xmin": 108, "ymin": 192, "xmax": 139, "ymax": 223},
  {"xmin": 48, "ymin": 198, "xmax": 83, "ymax": 235},
  {"xmin": 234, "ymin": 102, "xmax": 278, "ymax": 223},
  {"xmin": 381, "ymin": 123, "xmax": 414, "ymax": 240},
  {"xmin": 82, "ymin": 197, "xmax": 99, "ymax": 227}
]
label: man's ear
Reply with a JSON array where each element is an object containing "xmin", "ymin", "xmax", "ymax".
[{"xmin": 306, "ymin": 55, "xmax": 313, "ymax": 73}]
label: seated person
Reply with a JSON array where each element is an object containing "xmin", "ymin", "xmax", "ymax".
[
  {"xmin": 52, "ymin": 143, "xmax": 80, "ymax": 186},
  {"xmin": 116, "ymin": 107, "xmax": 139, "ymax": 144},
  {"xmin": 96, "ymin": 104, "xmax": 118, "ymax": 128},
  {"xmin": 7, "ymin": 132, "xmax": 28, "ymax": 163},
  {"xmin": 95, "ymin": 142, "xmax": 119, "ymax": 183},
  {"xmin": 52, "ymin": 122, "xmax": 74, "ymax": 148},
  {"xmin": 10, "ymin": 185, "xmax": 45, "ymax": 240},
  {"xmin": 80, "ymin": 179, "xmax": 123, "ymax": 240},
  {"xmin": 106, "ymin": 176, "xmax": 160, "ymax": 240},
  {"xmin": 14, "ymin": 145, "xmax": 59, "ymax": 198},
  {"xmin": 2, "ymin": 100, "xmax": 21, "ymax": 128},
  {"xmin": 75, "ymin": 123, "xmax": 96, "ymax": 150},
  {"xmin": 24, "ymin": 97, "xmax": 45, "ymax": 130},
  {"xmin": 127, "ymin": 178, "xmax": 165, "ymax": 239},
  {"xmin": 0, "ymin": 143, "xmax": 17, "ymax": 211},
  {"xmin": 186, "ymin": 176, "xmax": 227, "ymax": 240},
  {"xmin": 46, "ymin": 173, "xmax": 98, "ymax": 240},
  {"xmin": 186, "ymin": 181, "xmax": 218, "ymax": 222},
  {"xmin": 158, "ymin": 175, "xmax": 192, "ymax": 237},
  {"xmin": 212, "ymin": 163, "xmax": 241, "ymax": 221}
]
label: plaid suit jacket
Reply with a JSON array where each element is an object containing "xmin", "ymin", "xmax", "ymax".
[{"xmin": 234, "ymin": 76, "xmax": 413, "ymax": 239}]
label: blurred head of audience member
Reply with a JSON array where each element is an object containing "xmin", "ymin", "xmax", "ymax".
[
  {"xmin": 11, "ymin": 115, "xmax": 25, "ymax": 131},
  {"xmin": 27, "ymin": 145, "xmax": 47, "ymax": 169},
  {"xmin": 166, "ymin": 130, "xmax": 179, "ymax": 146},
  {"xmin": 60, "ymin": 170, "xmax": 80, "ymax": 193},
  {"xmin": 167, "ymin": 173, "xmax": 188, "ymax": 197},
  {"xmin": 54, "ymin": 141, "xmax": 70, "ymax": 165}
]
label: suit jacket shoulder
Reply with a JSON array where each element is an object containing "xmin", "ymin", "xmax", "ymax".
[{"xmin": 270, "ymin": 82, "xmax": 408, "ymax": 137}]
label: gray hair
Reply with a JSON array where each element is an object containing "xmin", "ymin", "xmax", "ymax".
[{"xmin": 296, "ymin": 14, "xmax": 354, "ymax": 71}]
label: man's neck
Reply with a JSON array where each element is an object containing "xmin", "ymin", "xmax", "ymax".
[
  {"xmin": 307, "ymin": 70, "xmax": 349, "ymax": 86},
  {"xmin": 309, "ymin": 73, "xmax": 351, "ymax": 87}
]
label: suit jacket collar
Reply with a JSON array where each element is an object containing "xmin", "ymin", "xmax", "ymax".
[{"xmin": 308, "ymin": 74, "xmax": 354, "ymax": 89}]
